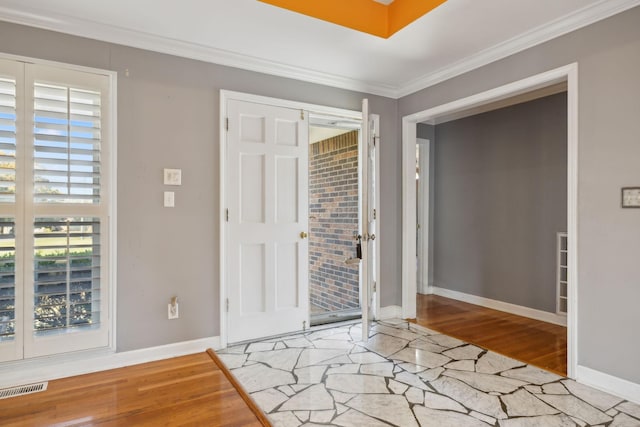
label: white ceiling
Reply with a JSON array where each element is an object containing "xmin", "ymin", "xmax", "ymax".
[{"xmin": 0, "ymin": 0, "xmax": 638, "ymax": 98}]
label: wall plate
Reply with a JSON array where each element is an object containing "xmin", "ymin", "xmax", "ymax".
[
  {"xmin": 164, "ymin": 168, "xmax": 182, "ymax": 186},
  {"xmin": 621, "ymin": 187, "xmax": 640, "ymax": 208}
]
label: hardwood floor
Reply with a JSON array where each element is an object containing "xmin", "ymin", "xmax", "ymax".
[
  {"xmin": 413, "ymin": 294, "xmax": 567, "ymax": 376},
  {"xmin": 0, "ymin": 352, "xmax": 269, "ymax": 427}
]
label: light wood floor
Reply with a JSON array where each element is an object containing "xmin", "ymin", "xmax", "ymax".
[
  {"xmin": 413, "ymin": 294, "xmax": 567, "ymax": 376},
  {"xmin": 0, "ymin": 351, "xmax": 268, "ymax": 427}
]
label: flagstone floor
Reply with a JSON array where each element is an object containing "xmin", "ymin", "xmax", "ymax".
[{"xmin": 218, "ymin": 320, "xmax": 640, "ymax": 427}]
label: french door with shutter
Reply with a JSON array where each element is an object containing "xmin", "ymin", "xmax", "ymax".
[{"xmin": 0, "ymin": 57, "xmax": 112, "ymax": 362}]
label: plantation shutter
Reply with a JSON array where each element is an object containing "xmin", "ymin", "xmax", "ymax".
[
  {"xmin": 0, "ymin": 77, "xmax": 17, "ymax": 202},
  {"xmin": 0, "ymin": 218, "xmax": 15, "ymax": 342},
  {"xmin": 23, "ymin": 64, "xmax": 111, "ymax": 359},
  {"xmin": 33, "ymin": 217, "xmax": 100, "ymax": 334},
  {"xmin": 0, "ymin": 76, "xmax": 16, "ymax": 341},
  {"xmin": 0, "ymin": 59, "xmax": 22, "ymax": 362},
  {"xmin": 0, "ymin": 57, "xmax": 112, "ymax": 363},
  {"xmin": 33, "ymin": 83, "xmax": 101, "ymax": 204}
]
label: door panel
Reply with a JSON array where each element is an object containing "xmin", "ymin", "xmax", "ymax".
[
  {"xmin": 360, "ymin": 99, "xmax": 371, "ymax": 341},
  {"xmin": 240, "ymin": 244, "xmax": 266, "ymax": 314},
  {"xmin": 367, "ymin": 114, "xmax": 379, "ymax": 323},
  {"xmin": 276, "ymin": 242, "xmax": 298, "ymax": 309},
  {"xmin": 240, "ymin": 154, "xmax": 265, "ymax": 223},
  {"xmin": 227, "ymin": 99, "xmax": 309, "ymax": 343},
  {"xmin": 275, "ymin": 157, "xmax": 299, "ymax": 223},
  {"xmin": 361, "ymin": 100, "xmax": 379, "ymax": 342}
]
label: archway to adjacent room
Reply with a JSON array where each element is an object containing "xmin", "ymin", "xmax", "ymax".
[{"xmin": 401, "ymin": 64, "xmax": 578, "ymax": 378}]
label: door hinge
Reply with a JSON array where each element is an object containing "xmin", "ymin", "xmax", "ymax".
[
  {"xmin": 225, "ymin": 117, "xmax": 229, "ymax": 131},
  {"xmin": 226, "ymin": 208, "xmax": 229, "ymax": 222},
  {"xmin": 226, "ymin": 298, "xmax": 229, "ymax": 312},
  {"xmin": 373, "ymin": 281, "xmax": 377, "ymax": 293},
  {"xmin": 300, "ymin": 110, "xmax": 305, "ymax": 120},
  {"xmin": 373, "ymin": 209, "xmax": 376, "ymax": 220}
]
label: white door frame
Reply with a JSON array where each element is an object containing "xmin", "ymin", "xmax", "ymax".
[
  {"xmin": 416, "ymin": 139, "xmax": 430, "ymax": 295},
  {"xmin": 219, "ymin": 90, "xmax": 379, "ymax": 347},
  {"xmin": 401, "ymin": 63, "xmax": 579, "ymax": 378}
]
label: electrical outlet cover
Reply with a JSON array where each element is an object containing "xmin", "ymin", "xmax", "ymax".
[{"xmin": 168, "ymin": 303, "xmax": 179, "ymax": 319}]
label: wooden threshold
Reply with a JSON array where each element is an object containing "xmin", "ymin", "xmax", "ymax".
[
  {"xmin": 412, "ymin": 294, "xmax": 568, "ymax": 376},
  {"xmin": 207, "ymin": 348, "xmax": 272, "ymax": 427}
]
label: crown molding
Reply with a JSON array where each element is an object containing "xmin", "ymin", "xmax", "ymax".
[
  {"xmin": 0, "ymin": 0, "xmax": 638, "ymax": 99},
  {"xmin": 396, "ymin": 0, "xmax": 640, "ymax": 97},
  {"xmin": 0, "ymin": 6, "xmax": 398, "ymax": 98}
]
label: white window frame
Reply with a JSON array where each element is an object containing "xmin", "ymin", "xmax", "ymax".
[{"xmin": 0, "ymin": 52, "xmax": 117, "ymax": 362}]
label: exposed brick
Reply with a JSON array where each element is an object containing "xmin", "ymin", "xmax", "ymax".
[{"xmin": 309, "ymin": 130, "xmax": 360, "ymax": 312}]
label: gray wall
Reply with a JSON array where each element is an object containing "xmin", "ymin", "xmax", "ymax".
[
  {"xmin": 2, "ymin": 4, "xmax": 639, "ymax": 386},
  {"xmin": 0, "ymin": 21, "xmax": 399, "ymax": 352},
  {"xmin": 400, "ymin": 7, "xmax": 640, "ymax": 384},
  {"xmin": 431, "ymin": 94, "xmax": 567, "ymax": 313}
]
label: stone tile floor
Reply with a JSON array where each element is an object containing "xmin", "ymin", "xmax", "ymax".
[{"xmin": 218, "ymin": 320, "xmax": 640, "ymax": 426}]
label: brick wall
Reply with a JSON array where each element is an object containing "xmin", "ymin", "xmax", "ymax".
[{"xmin": 309, "ymin": 130, "xmax": 360, "ymax": 313}]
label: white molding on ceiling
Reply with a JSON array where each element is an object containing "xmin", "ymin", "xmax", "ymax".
[
  {"xmin": 0, "ymin": 0, "xmax": 638, "ymax": 99},
  {"xmin": 397, "ymin": 0, "xmax": 640, "ymax": 98},
  {"xmin": 0, "ymin": 5, "xmax": 398, "ymax": 98}
]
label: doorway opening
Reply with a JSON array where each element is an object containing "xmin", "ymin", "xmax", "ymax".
[
  {"xmin": 401, "ymin": 64, "xmax": 578, "ymax": 378},
  {"xmin": 308, "ymin": 115, "xmax": 363, "ymax": 326},
  {"xmin": 219, "ymin": 90, "xmax": 379, "ymax": 346}
]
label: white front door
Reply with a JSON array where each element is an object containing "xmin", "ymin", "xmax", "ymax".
[{"xmin": 226, "ymin": 100, "xmax": 309, "ymax": 343}]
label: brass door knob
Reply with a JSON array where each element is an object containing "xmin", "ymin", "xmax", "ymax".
[{"xmin": 300, "ymin": 231, "xmax": 308, "ymax": 239}]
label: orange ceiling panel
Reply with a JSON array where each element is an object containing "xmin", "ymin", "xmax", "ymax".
[{"xmin": 258, "ymin": 0, "xmax": 447, "ymax": 38}]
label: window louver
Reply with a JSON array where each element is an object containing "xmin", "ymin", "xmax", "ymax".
[
  {"xmin": 0, "ymin": 78, "xmax": 16, "ymax": 203},
  {"xmin": 33, "ymin": 84, "xmax": 101, "ymax": 204},
  {"xmin": 0, "ymin": 218, "xmax": 15, "ymax": 341},
  {"xmin": 33, "ymin": 217, "xmax": 100, "ymax": 334}
]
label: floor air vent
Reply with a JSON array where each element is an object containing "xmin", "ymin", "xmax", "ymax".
[{"xmin": 0, "ymin": 382, "xmax": 48, "ymax": 399}]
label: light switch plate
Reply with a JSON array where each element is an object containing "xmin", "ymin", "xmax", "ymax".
[
  {"xmin": 164, "ymin": 168, "xmax": 182, "ymax": 186},
  {"xmin": 164, "ymin": 191, "xmax": 175, "ymax": 207},
  {"xmin": 622, "ymin": 187, "xmax": 640, "ymax": 208}
]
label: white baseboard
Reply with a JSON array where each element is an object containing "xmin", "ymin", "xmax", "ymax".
[
  {"xmin": 577, "ymin": 365, "xmax": 640, "ymax": 405},
  {"xmin": 0, "ymin": 336, "xmax": 221, "ymax": 389},
  {"xmin": 430, "ymin": 286, "xmax": 567, "ymax": 327},
  {"xmin": 378, "ymin": 305, "xmax": 402, "ymax": 320}
]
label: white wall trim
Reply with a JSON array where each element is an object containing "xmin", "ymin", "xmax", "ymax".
[
  {"xmin": 402, "ymin": 63, "xmax": 579, "ymax": 378},
  {"xmin": 0, "ymin": 1, "xmax": 637, "ymax": 98},
  {"xmin": 430, "ymin": 286, "xmax": 567, "ymax": 327},
  {"xmin": 577, "ymin": 365, "xmax": 640, "ymax": 405},
  {"xmin": 0, "ymin": 336, "xmax": 221, "ymax": 389},
  {"xmin": 0, "ymin": 5, "xmax": 396, "ymax": 98},
  {"xmin": 378, "ymin": 305, "xmax": 403, "ymax": 320},
  {"xmin": 396, "ymin": 0, "xmax": 640, "ymax": 97},
  {"xmin": 416, "ymin": 138, "xmax": 430, "ymax": 295}
]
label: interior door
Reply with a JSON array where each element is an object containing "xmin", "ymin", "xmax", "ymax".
[{"xmin": 226, "ymin": 99, "xmax": 309, "ymax": 343}]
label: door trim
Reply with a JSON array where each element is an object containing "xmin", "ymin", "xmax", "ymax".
[
  {"xmin": 416, "ymin": 138, "xmax": 430, "ymax": 295},
  {"xmin": 219, "ymin": 90, "xmax": 372, "ymax": 348},
  {"xmin": 401, "ymin": 63, "xmax": 579, "ymax": 378}
]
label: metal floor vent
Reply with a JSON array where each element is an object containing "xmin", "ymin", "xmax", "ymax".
[{"xmin": 0, "ymin": 382, "xmax": 48, "ymax": 400}]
